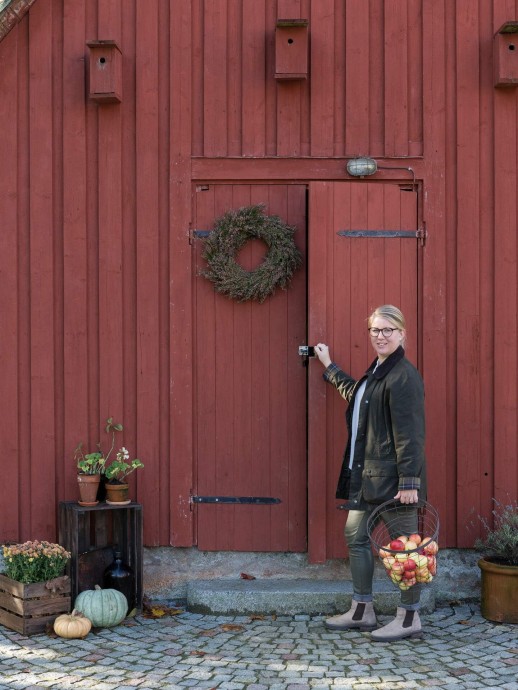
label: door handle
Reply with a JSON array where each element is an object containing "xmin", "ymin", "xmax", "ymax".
[
  {"xmin": 298, "ymin": 345, "xmax": 316, "ymax": 366},
  {"xmin": 298, "ymin": 345, "xmax": 315, "ymax": 357}
]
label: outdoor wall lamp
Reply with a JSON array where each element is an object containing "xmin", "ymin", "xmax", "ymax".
[
  {"xmin": 346, "ymin": 157, "xmax": 378, "ymax": 177},
  {"xmin": 347, "ymin": 157, "xmax": 417, "ymax": 189}
]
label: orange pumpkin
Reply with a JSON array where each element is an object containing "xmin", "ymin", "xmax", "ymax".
[{"xmin": 53, "ymin": 609, "xmax": 92, "ymax": 639}]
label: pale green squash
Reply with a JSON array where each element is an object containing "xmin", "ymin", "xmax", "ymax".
[{"xmin": 74, "ymin": 584, "xmax": 128, "ymax": 627}]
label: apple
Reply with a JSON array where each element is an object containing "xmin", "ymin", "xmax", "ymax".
[
  {"xmin": 382, "ymin": 556, "xmax": 396, "ymax": 569},
  {"xmin": 417, "ymin": 570, "xmax": 433, "ymax": 583},
  {"xmin": 415, "ymin": 567, "xmax": 430, "ymax": 582},
  {"xmin": 405, "ymin": 540, "xmax": 418, "ymax": 551},
  {"xmin": 398, "ymin": 581, "xmax": 411, "ymax": 590},
  {"xmin": 379, "ymin": 547, "xmax": 391, "ymax": 559},
  {"xmin": 403, "ymin": 570, "xmax": 416, "ymax": 580},
  {"xmin": 408, "ymin": 533, "xmax": 422, "ymax": 545},
  {"xmin": 390, "ymin": 572, "xmax": 403, "ymax": 583},
  {"xmin": 396, "ymin": 535, "xmax": 409, "ymax": 544},
  {"xmin": 391, "ymin": 562, "xmax": 405, "ymax": 575},
  {"xmin": 395, "ymin": 552, "xmax": 409, "ymax": 562},
  {"xmin": 422, "ymin": 539, "xmax": 439, "ymax": 555},
  {"xmin": 414, "ymin": 554, "xmax": 428, "ymax": 569},
  {"xmin": 427, "ymin": 556, "xmax": 437, "ymax": 575},
  {"xmin": 403, "ymin": 558, "xmax": 417, "ymax": 571},
  {"xmin": 390, "ymin": 539, "xmax": 406, "ymax": 551}
]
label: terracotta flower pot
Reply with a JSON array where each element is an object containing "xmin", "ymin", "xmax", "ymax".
[
  {"xmin": 478, "ymin": 557, "xmax": 518, "ymax": 624},
  {"xmin": 77, "ymin": 474, "xmax": 101, "ymax": 506},
  {"xmin": 105, "ymin": 482, "xmax": 130, "ymax": 505}
]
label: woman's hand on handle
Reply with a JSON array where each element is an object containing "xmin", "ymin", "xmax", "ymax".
[{"xmin": 315, "ymin": 343, "xmax": 332, "ymax": 369}]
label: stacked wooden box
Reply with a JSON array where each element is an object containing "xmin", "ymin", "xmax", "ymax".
[{"xmin": 0, "ymin": 574, "xmax": 71, "ymax": 635}]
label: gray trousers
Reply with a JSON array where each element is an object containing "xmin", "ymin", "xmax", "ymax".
[{"xmin": 344, "ymin": 505, "xmax": 421, "ymax": 610}]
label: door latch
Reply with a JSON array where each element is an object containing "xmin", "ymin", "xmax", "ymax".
[{"xmin": 298, "ymin": 345, "xmax": 316, "ymax": 366}]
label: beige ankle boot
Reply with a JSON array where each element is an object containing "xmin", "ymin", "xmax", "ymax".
[
  {"xmin": 370, "ymin": 607, "xmax": 422, "ymax": 641},
  {"xmin": 325, "ymin": 600, "xmax": 377, "ymax": 631}
]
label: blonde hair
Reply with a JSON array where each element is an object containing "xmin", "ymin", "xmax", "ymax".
[{"xmin": 368, "ymin": 305, "xmax": 406, "ymax": 345}]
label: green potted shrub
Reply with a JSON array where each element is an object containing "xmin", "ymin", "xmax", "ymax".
[
  {"xmin": 475, "ymin": 499, "xmax": 518, "ymax": 623},
  {"xmin": 104, "ymin": 448, "xmax": 144, "ymax": 505}
]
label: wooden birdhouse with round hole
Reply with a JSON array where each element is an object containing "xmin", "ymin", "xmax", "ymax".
[
  {"xmin": 86, "ymin": 40, "xmax": 123, "ymax": 103},
  {"xmin": 494, "ymin": 22, "xmax": 518, "ymax": 88},
  {"xmin": 275, "ymin": 19, "xmax": 309, "ymax": 80}
]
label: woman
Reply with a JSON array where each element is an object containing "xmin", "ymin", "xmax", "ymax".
[{"xmin": 315, "ymin": 305, "xmax": 426, "ymax": 641}]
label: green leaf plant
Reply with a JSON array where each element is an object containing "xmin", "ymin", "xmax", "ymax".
[{"xmin": 75, "ymin": 417, "xmax": 131, "ymax": 478}]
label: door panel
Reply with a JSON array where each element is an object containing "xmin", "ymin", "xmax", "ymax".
[
  {"xmin": 193, "ymin": 184, "xmax": 307, "ymax": 552},
  {"xmin": 308, "ymin": 182, "xmax": 420, "ymax": 562}
]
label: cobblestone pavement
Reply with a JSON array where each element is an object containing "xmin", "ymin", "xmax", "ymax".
[{"xmin": 0, "ymin": 605, "xmax": 516, "ymax": 690}]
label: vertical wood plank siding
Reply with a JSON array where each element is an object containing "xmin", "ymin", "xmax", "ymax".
[
  {"xmin": 0, "ymin": 10, "xmax": 20, "ymax": 543},
  {"xmin": 493, "ymin": 0, "xmax": 518, "ymax": 513},
  {"xmin": 0, "ymin": 0, "xmax": 516, "ymax": 553},
  {"xmin": 193, "ymin": 0, "xmax": 423, "ymax": 157},
  {"xmin": 0, "ymin": 0, "xmax": 173, "ymax": 546}
]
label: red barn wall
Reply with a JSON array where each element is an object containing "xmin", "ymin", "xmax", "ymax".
[{"xmin": 0, "ymin": 0, "xmax": 517, "ymax": 559}]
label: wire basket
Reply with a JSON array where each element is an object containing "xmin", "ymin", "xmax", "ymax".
[{"xmin": 367, "ymin": 499, "xmax": 440, "ymax": 591}]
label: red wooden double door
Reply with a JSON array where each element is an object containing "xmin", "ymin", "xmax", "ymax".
[{"xmin": 193, "ymin": 181, "xmax": 420, "ymax": 560}]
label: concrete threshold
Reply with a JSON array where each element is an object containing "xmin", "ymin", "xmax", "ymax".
[
  {"xmin": 144, "ymin": 547, "xmax": 481, "ymax": 612},
  {"xmin": 186, "ymin": 577, "xmax": 435, "ymax": 616}
]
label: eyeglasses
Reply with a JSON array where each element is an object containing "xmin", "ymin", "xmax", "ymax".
[{"xmin": 368, "ymin": 327, "xmax": 399, "ymax": 338}]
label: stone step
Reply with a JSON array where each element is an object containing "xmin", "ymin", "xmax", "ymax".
[{"xmin": 186, "ymin": 578, "xmax": 435, "ymax": 616}]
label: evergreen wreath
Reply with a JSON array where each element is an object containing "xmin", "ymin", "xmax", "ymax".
[{"xmin": 202, "ymin": 204, "xmax": 303, "ymax": 303}]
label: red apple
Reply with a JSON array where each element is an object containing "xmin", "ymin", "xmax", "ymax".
[
  {"xmin": 396, "ymin": 535, "xmax": 409, "ymax": 544},
  {"xmin": 422, "ymin": 539, "xmax": 439, "ymax": 555},
  {"xmin": 398, "ymin": 581, "xmax": 414, "ymax": 590},
  {"xmin": 408, "ymin": 533, "xmax": 422, "ymax": 545},
  {"xmin": 390, "ymin": 562, "xmax": 405, "ymax": 575},
  {"xmin": 390, "ymin": 539, "xmax": 406, "ymax": 551},
  {"xmin": 415, "ymin": 567, "xmax": 429, "ymax": 582},
  {"xmin": 414, "ymin": 554, "xmax": 428, "ymax": 569},
  {"xmin": 403, "ymin": 570, "xmax": 416, "ymax": 580},
  {"xmin": 403, "ymin": 558, "xmax": 417, "ymax": 571},
  {"xmin": 427, "ymin": 556, "xmax": 437, "ymax": 575}
]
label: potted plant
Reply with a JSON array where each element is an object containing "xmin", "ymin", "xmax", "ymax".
[
  {"xmin": 75, "ymin": 417, "xmax": 122, "ymax": 505},
  {"xmin": 0, "ymin": 541, "xmax": 71, "ymax": 634},
  {"xmin": 104, "ymin": 447, "xmax": 144, "ymax": 505},
  {"xmin": 475, "ymin": 498, "xmax": 518, "ymax": 623}
]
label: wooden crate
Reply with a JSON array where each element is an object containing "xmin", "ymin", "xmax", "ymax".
[
  {"xmin": 0, "ymin": 574, "xmax": 71, "ymax": 635},
  {"xmin": 58, "ymin": 501, "xmax": 143, "ymax": 611}
]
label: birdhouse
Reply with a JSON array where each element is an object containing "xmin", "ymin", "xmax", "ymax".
[
  {"xmin": 86, "ymin": 40, "xmax": 123, "ymax": 103},
  {"xmin": 494, "ymin": 22, "xmax": 518, "ymax": 88},
  {"xmin": 275, "ymin": 19, "xmax": 309, "ymax": 80}
]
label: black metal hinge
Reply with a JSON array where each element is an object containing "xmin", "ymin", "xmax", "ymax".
[
  {"xmin": 190, "ymin": 495, "xmax": 281, "ymax": 506},
  {"xmin": 338, "ymin": 223, "xmax": 427, "ymax": 247}
]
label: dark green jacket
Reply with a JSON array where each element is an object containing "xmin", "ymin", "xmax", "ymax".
[{"xmin": 323, "ymin": 346, "xmax": 426, "ymax": 509}]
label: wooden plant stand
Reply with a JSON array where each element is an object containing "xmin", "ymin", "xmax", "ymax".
[
  {"xmin": 58, "ymin": 501, "xmax": 143, "ymax": 611},
  {"xmin": 0, "ymin": 574, "xmax": 71, "ymax": 635}
]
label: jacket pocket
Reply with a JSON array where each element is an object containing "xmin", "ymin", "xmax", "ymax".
[{"xmin": 362, "ymin": 462, "xmax": 399, "ymax": 504}]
